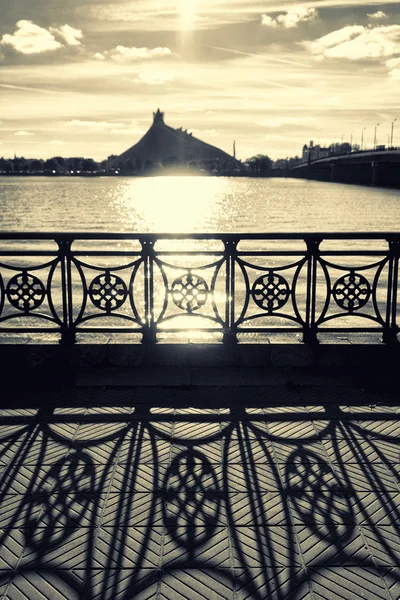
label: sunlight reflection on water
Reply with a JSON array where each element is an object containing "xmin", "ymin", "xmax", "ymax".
[
  {"xmin": 111, "ymin": 176, "xmax": 228, "ymax": 232},
  {"xmin": 1, "ymin": 175, "xmax": 400, "ymax": 234}
]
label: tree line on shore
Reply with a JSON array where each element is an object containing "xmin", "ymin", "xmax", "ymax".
[{"xmin": 0, "ymin": 154, "xmax": 274, "ymax": 176}]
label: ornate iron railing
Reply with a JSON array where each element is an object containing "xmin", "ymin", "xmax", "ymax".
[{"xmin": 0, "ymin": 232, "xmax": 398, "ymax": 344}]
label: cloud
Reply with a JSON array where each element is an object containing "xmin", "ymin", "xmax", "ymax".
[
  {"xmin": 257, "ymin": 116, "xmax": 317, "ymax": 128},
  {"xmin": 367, "ymin": 11, "xmax": 387, "ymax": 20},
  {"xmin": 262, "ymin": 7, "xmax": 318, "ymax": 29},
  {"xmin": 387, "ymin": 57, "xmax": 400, "ymax": 68},
  {"xmin": 133, "ymin": 72, "xmax": 175, "ymax": 85},
  {"xmin": 95, "ymin": 45, "xmax": 172, "ymax": 62},
  {"xmin": 65, "ymin": 120, "xmax": 129, "ymax": 130},
  {"xmin": 1, "ymin": 20, "xmax": 62, "ymax": 54},
  {"xmin": 14, "ymin": 130, "xmax": 34, "ymax": 136},
  {"xmin": 48, "ymin": 139, "xmax": 64, "ymax": 145},
  {"xmin": 261, "ymin": 15, "xmax": 277, "ymax": 28},
  {"xmin": 191, "ymin": 128, "xmax": 217, "ymax": 137},
  {"xmin": 386, "ymin": 56, "xmax": 400, "ymax": 78},
  {"xmin": 64, "ymin": 120, "xmax": 143, "ymax": 136},
  {"xmin": 50, "ymin": 25, "xmax": 83, "ymax": 46},
  {"xmin": 109, "ymin": 126, "xmax": 144, "ymax": 135},
  {"xmin": 303, "ymin": 25, "xmax": 400, "ymax": 60}
]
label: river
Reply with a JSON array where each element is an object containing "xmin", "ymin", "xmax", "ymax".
[{"xmin": 1, "ymin": 176, "xmax": 400, "ymax": 233}]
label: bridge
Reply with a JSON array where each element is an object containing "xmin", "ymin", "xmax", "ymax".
[{"xmin": 287, "ymin": 149, "xmax": 400, "ymax": 187}]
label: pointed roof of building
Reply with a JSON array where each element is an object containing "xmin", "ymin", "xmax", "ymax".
[{"xmin": 108, "ymin": 110, "xmax": 240, "ymax": 170}]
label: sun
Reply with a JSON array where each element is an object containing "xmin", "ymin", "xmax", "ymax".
[{"xmin": 179, "ymin": 0, "xmax": 197, "ymax": 31}]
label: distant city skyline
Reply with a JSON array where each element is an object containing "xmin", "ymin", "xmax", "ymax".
[{"xmin": 1, "ymin": 0, "xmax": 400, "ymax": 161}]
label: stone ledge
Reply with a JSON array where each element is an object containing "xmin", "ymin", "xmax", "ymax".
[{"xmin": 1, "ymin": 343, "xmax": 398, "ymax": 393}]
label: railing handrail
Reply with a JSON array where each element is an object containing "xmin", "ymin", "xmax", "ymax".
[{"xmin": 0, "ymin": 232, "xmax": 400, "ymax": 240}]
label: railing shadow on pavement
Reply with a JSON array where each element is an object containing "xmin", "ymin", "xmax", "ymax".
[{"xmin": 0, "ymin": 386, "xmax": 399, "ymax": 599}]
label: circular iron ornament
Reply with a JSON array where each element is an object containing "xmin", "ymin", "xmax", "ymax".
[
  {"xmin": 332, "ymin": 272, "xmax": 371, "ymax": 311},
  {"xmin": 6, "ymin": 272, "xmax": 45, "ymax": 312},
  {"xmin": 171, "ymin": 273, "xmax": 209, "ymax": 312},
  {"xmin": 252, "ymin": 272, "xmax": 290, "ymax": 312},
  {"xmin": 89, "ymin": 272, "xmax": 128, "ymax": 311}
]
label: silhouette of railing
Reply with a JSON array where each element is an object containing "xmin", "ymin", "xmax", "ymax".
[{"xmin": 0, "ymin": 232, "xmax": 398, "ymax": 344}]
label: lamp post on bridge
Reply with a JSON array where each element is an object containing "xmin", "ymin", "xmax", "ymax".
[
  {"xmin": 374, "ymin": 122, "xmax": 380, "ymax": 150},
  {"xmin": 390, "ymin": 118, "xmax": 397, "ymax": 148},
  {"xmin": 361, "ymin": 127, "xmax": 366, "ymax": 151}
]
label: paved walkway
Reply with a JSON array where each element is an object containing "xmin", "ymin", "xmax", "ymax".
[{"xmin": 0, "ymin": 367, "xmax": 399, "ymax": 599}]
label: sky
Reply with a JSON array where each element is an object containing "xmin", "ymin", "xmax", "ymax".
[{"xmin": 1, "ymin": 0, "xmax": 400, "ymax": 161}]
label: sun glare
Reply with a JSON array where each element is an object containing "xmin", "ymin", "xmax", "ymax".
[
  {"xmin": 179, "ymin": 0, "xmax": 197, "ymax": 31},
  {"xmin": 114, "ymin": 175, "xmax": 229, "ymax": 233}
]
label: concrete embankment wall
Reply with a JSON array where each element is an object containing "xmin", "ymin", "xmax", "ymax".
[{"xmin": 3, "ymin": 343, "xmax": 398, "ymax": 391}]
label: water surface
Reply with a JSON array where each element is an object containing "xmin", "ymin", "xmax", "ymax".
[{"xmin": 1, "ymin": 176, "xmax": 399, "ymax": 233}]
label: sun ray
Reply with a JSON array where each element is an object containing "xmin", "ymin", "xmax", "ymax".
[{"xmin": 179, "ymin": 0, "xmax": 197, "ymax": 31}]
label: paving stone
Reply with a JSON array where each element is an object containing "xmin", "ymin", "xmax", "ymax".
[
  {"xmin": 0, "ymin": 529, "xmax": 26, "ymax": 569},
  {"xmin": 226, "ymin": 464, "xmax": 284, "ymax": 492},
  {"xmin": 10, "ymin": 441, "xmax": 71, "ymax": 465},
  {"xmin": 272, "ymin": 440, "xmax": 329, "ymax": 463},
  {"xmin": 380, "ymin": 567, "xmax": 400, "ymax": 600},
  {"xmin": 165, "ymin": 492, "xmax": 226, "ymax": 527},
  {"xmin": 288, "ymin": 489, "xmax": 357, "ymax": 526},
  {"xmin": 102, "ymin": 493, "xmax": 165, "ymax": 527},
  {"xmin": 234, "ymin": 567, "xmax": 312, "ymax": 600},
  {"xmin": 93, "ymin": 527, "xmax": 163, "ymax": 568},
  {"xmin": 80, "ymin": 569, "xmax": 160, "ymax": 600},
  {"xmin": 111, "ymin": 464, "xmax": 169, "ymax": 493},
  {"xmin": 119, "ymin": 438, "xmax": 172, "ymax": 464},
  {"xmin": 332, "ymin": 462, "xmax": 400, "ymax": 492},
  {"xmin": 19, "ymin": 527, "xmax": 93, "ymax": 569},
  {"xmin": 227, "ymin": 492, "xmax": 289, "ymax": 526},
  {"xmin": 361, "ymin": 525, "xmax": 400, "ymax": 566},
  {"xmin": 71, "ymin": 439, "xmax": 123, "ymax": 464},
  {"xmin": 280, "ymin": 460, "xmax": 341, "ymax": 492},
  {"xmin": 161, "ymin": 526, "xmax": 231, "ymax": 567},
  {"xmin": 309, "ymin": 566, "xmax": 389, "ymax": 599},
  {"xmin": 0, "ymin": 494, "xmax": 44, "ymax": 529},
  {"xmin": 350, "ymin": 492, "xmax": 400, "ymax": 525},
  {"xmin": 2, "ymin": 570, "xmax": 85, "ymax": 600},
  {"xmin": 37, "ymin": 492, "xmax": 106, "ymax": 528},
  {"xmin": 75, "ymin": 421, "xmax": 128, "ymax": 443},
  {"xmin": 320, "ymin": 437, "xmax": 383, "ymax": 463},
  {"xmin": 0, "ymin": 465, "xmax": 55, "ymax": 496},
  {"xmin": 231, "ymin": 526, "xmax": 302, "ymax": 568},
  {"xmin": 267, "ymin": 420, "xmax": 319, "ymax": 439},
  {"xmin": 297, "ymin": 525, "xmax": 372, "ymax": 567},
  {"xmin": 159, "ymin": 568, "xmax": 233, "ymax": 600},
  {"xmin": 0, "ymin": 572, "xmax": 12, "ymax": 597},
  {"xmin": 172, "ymin": 441, "xmax": 222, "ymax": 463}
]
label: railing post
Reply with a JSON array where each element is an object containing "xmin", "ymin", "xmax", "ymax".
[
  {"xmin": 58, "ymin": 238, "xmax": 76, "ymax": 345},
  {"xmin": 141, "ymin": 238, "xmax": 157, "ymax": 344},
  {"xmin": 223, "ymin": 238, "xmax": 238, "ymax": 345},
  {"xmin": 383, "ymin": 239, "xmax": 399, "ymax": 345},
  {"xmin": 303, "ymin": 237, "xmax": 321, "ymax": 345}
]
